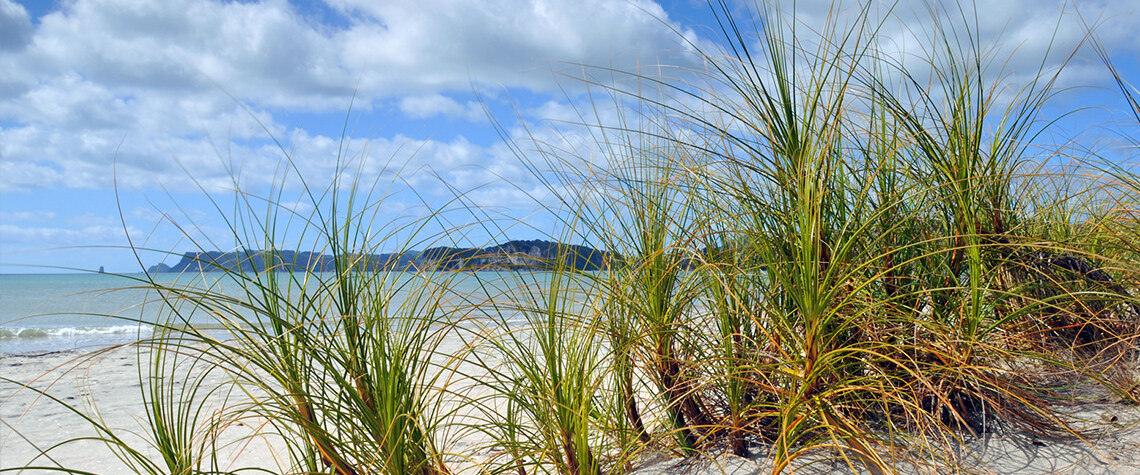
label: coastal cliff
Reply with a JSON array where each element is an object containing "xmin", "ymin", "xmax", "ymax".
[{"xmin": 148, "ymin": 239, "xmax": 609, "ymax": 273}]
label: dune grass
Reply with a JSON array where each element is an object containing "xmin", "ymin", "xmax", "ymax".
[{"xmin": 5, "ymin": 1, "xmax": 1140, "ymax": 474}]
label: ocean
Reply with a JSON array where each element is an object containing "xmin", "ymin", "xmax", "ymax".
[
  {"xmin": 0, "ymin": 271, "xmax": 574, "ymax": 355},
  {"xmin": 0, "ymin": 273, "xmax": 233, "ymax": 354}
]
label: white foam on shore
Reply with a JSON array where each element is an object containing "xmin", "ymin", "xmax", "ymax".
[
  {"xmin": 0, "ymin": 325, "xmax": 152, "ymax": 339},
  {"xmin": 0, "ymin": 324, "xmax": 153, "ymax": 354}
]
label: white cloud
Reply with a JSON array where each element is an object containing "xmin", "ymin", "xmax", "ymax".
[
  {"xmin": 0, "ymin": 210, "xmax": 57, "ymax": 222},
  {"xmin": 6, "ymin": 0, "xmax": 1128, "ymax": 197},
  {"xmin": 0, "ymin": 0, "xmax": 704, "ymax": 198},
  {"xmin": 328, "ymin": 0, "xmax": 699, "ymax": 94},
  {"xmin": 0, "ymin": 0, "xmax": 32, "ymax": 52},
  {"xmin": 759, "ymin": 0, "xmax": 1138, "ymax": 94},
  {"xmin": 398, "ymin": 94, "xmax": 486, "ymax": 121},
  {"xmin": 0, "ymin": 223, "xmax": 140, "ymax": 245},
  {"xmin": 2, "ymin": 0, "xmax": 698, "ymax": 112},
  {"xmin": 15, "ymin": 0, "xmax": 344, "ymax": 105},
  {"xmin": 0, "ymin": 121, "xmax": 287, "ymax": 192}
]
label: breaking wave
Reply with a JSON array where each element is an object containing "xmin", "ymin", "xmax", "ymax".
[{"xmin": 0, "ymin": 325, "xmax": 152, "ymax": 340}]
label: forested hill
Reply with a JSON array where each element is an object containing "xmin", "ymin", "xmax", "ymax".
[{"xmin": 147, "ymin": 240, "xmax": 609, "ymax": 273}]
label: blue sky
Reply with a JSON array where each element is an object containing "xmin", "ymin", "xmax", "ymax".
[{"xmin": 1, "ymin": 0, "xmax": 1138, "ymax": 273}]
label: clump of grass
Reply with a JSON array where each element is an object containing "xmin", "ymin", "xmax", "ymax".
[
  {"xmin": 155, "ymin": 166, "xmax": 467, "ymax": 474},
  {"xmin": 520, "ymin": 0, "xmax": 1140, "ymax": 471},
  {"xmin": 463, "ymin": 261, "xmax": 612, "ymax": 474}
]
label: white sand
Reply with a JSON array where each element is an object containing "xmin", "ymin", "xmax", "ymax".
[
  {"xmin": 1, "ymin": 346, "xmax": 287, "ymax": 474},
  {"xmin": 5, "ymin": 345, "xmax": 1140, "ymax": 474}
]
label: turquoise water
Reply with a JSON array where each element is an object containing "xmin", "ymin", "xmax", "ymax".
[
  {"xmin": 0, "ymin": 273, "xmax": 234, "ymax": 354},
  {"xmin": 0, "ymin": 271, "xmax": 576, "ymax": 354}
]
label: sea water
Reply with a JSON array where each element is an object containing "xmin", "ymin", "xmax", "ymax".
[
  {"xmin": 0, "ymin": 271, "xmax": 573, "ymax": 355},
  {"xmin": 0, "ymin": 273, "xmax": 232, "ymax": 354}
]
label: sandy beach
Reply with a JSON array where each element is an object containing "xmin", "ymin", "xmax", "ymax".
[
  {"xmin": 1, "ymin": 346, "xmax": 290, "ymax": 474},
  {"xmin": 4, "ymin": 344, "xmax": 1140, "ymax": 474}
]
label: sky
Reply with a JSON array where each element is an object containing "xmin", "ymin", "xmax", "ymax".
[{"xmin": 1, "ymin": 0, "xmax": 1138, "ymax": 274}]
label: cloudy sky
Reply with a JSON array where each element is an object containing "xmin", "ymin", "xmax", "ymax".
[{"xmin": 1, "ymin": 0, "xmax": 1138, "ymax": 273}]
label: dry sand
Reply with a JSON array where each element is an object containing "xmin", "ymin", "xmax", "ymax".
[
  {"xmin": 1, "ymin": 346, "xmax": 288, "ymax": 474},
  {"xmin": 5, "ymin": 345, "xmax": 1140, "ymax": 474}
]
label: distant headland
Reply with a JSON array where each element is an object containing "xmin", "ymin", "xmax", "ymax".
[{"xmin": 147, "ymin": 239, "xmax": 609, "ymax": 273}]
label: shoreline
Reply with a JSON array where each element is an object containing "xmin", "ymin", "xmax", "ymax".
[{"xmin": 0, "ymin": 331, "xmax": 153, "ymax": 356}]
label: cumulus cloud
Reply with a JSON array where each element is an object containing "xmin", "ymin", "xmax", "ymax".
[
  {"xmin": 0, "ymin": 223, "xmax": 140, "ymax": 246},
  {"xmin": 758, "ymin": 0, "xmax": 1138, "ymax": 93},
  {"xmin": 6, "ymin": 0, "xmax": 1129, "ymax": 195},
  {"xmin": 328, "ymin": 0, "xmax": 700, "ymax": 93},
  {"xmin": 15, "ymin": 0, "xmax": 343, "ymax": 105},
  {"xmin": 1, "ymin": 0, "xmax": 697, "ymax": 112},
  {"xmin": 0, "ymin": 0, "xmax": 32, "ymax": 51},
  {"xmin": 0, "ymin": 0, "xmax": 703, "ymax": 196},
  {"xmin": 0, "ymin": 211, "xmax": 57, "ymax": 222},
  {"xmin": 399, "ymin": 94, "xmax": 486, "ymax": 121}
]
